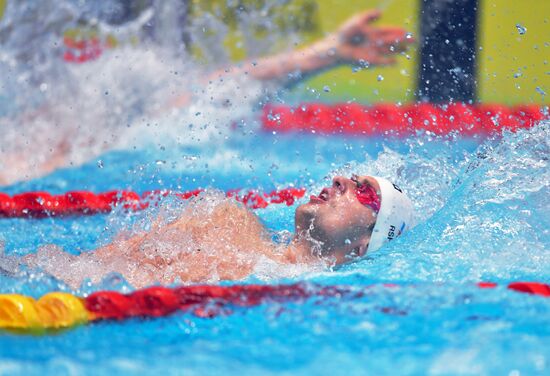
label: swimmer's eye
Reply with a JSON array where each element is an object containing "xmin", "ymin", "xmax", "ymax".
[{"xmin": 351, "ymin": 175, "xmax": 381, "ymax": 213}]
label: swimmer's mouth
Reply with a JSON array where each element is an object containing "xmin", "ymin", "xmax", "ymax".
[{"xmin": 310, "ymin": 188, "xmax": 329, "ymax": 204}]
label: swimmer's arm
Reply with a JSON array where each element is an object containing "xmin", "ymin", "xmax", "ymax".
[
  {"xmin": 229, "ymin": 37, "xmax": 339, "ymax": 82},
  {"xmin": 221, "ymin": 10, "xmax": 413, "ymax": 83},
  {"xmin": 95, "ymin": 202, "xmax": 273, "ymax": 281}
]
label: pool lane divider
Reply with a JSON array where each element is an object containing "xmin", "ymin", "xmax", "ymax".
[
  {"xmin": 262, "ymin": 103, "xmax": 548, "ymax": 135},
  {"xmin": 0, "ymin": 187, "xmax": 306, "ymax": 219},
  {"xmin": 0, "ymin": 281, "xmax": 548, "ymax": 335},
  {"xmin": 63, "ymin": 35, "xmax": 105, "ymax": 64}
]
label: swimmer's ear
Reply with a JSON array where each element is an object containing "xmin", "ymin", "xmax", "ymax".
[
  {"xmin": 350, "ymin": 246, "xmax": 361, "ymax": 258},
  {"xmin": 351, "ymin": 243, "xmax": 367, "ymax": 259},
  {"xmin": 358, "ymin": 241, "xmax": 369, "ymax": 257}
]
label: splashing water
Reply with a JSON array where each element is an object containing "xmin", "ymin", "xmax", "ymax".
[
  {"xmin": 0, "ymin": 1, "xmax": 267, "ymax": 185},
  {"xmin": 0, "ymin": 122, "xmax": 546, "ymax": 294},
  {"xmin": 0, "ymin": 1, "xmax": 549, "ymax": 374},
  {"xmin": 515, "ymin": 23, "xmax": 527, "ymax": 35},
  {"xmin": 0, "ymin": 0, "xmax": 547, "ymax": 294}
]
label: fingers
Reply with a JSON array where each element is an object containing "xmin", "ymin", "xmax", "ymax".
[
  {"xmin": 359, "ymin": 9, "xmax": 382, "ymax": 24},
  {"xmin": 372, "ymin": 27, "xmax": 414, "ymax": 44},
  {"xmin": 336, "ymin": 10, "xmax": 414, "ymax": 66},
  {"xmin": 378, "ymin": 27, "xmax": 412, "ymax": 40},
  {"xmin": 369, "ymin": 27, "xmax": 414, "ymax": 55},
  {"xmin": 339, "ymin": 9, "xmax": 382, "ymax": 38}
]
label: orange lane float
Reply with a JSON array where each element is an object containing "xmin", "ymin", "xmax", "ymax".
[
  {"xmin": 262, "ymin": 103, "xmax": 548, "ymax": 136},
  {"xmin": 0, "ymin": 187, "xmax": 306, "ymax": 218},
  {"xmin": 0, "ymin": 282, "xmax": 548, "ymax": 334}
]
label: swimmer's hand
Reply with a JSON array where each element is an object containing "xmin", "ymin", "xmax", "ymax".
[{"xmin": 332, "ymin": 9, "xmax": 414, "ymax": 66}]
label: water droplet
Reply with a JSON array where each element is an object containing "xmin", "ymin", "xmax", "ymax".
[
  {"xmin": 377, "ymin": 75, "xmax": 384, "ymax": 82},
  {"xmin": 39, "ymin": 83, "xmax": 48, "ymax": 92},
  {"xmin": 358, "ymin": 59, "xmax": 370, "ymax": 68},
  {"xmin": 536, "ymin": 86, "xmax": 547, "ymax": 97},
  {"xmin": 405, "ymin": 32, "xmax": 413, "ymax": 39},
  {"xmin": 323, "ymin": 85, "xmax": 331, "ymax": 93},
  {"xmin": 97, "ymin": 160, "xmax": 104, "ymax": 168},
  {"xmin": 344, "ymin": 239, "xmax": 351, "ymax": 245},
  {"xmin": 516, "ymin": 23, "xmax": 527, "ymax": 35},
  {"xmin": 155, "ymin": 160, "xmax": 166, "ymax": 165}
]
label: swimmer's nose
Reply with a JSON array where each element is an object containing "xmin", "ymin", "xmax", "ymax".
[{"xmin": 332, "ymin": 176, "xmax": 354, "ymax": 194}]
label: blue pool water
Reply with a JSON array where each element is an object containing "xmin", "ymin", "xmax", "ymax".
[
  {"xmin": 0, "ymin": 2, "xmax": 549, "ymax": 374},
  {"xmin": 0, "ymin": 123, "xmax": 549, "ymax": 375}
]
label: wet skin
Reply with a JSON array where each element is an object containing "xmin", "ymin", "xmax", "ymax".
[
  {"xmin": 21, "ymin": 175, "xmax": 383, "ymax": 288},
  {"xmin": 294, "ymin": 175, "xmax": 381, "ymax": 264}
]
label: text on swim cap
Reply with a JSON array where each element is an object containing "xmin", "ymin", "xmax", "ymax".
[{"xmin": 387, "ymin": 225, "xmax": 396, "ymax": 240}]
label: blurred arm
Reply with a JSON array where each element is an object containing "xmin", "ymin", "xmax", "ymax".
[{"xmin": 223, "ymin": 9, "xmax": 414, "ymax": 83}]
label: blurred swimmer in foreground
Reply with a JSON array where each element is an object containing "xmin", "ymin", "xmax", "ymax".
[
  {"xmin": 19, "ymin": 175, "xmax": 414, "ymax": 288},
  {"xmin": 0, "ymin": 10, "xmax": 414, "ymax": 185}
]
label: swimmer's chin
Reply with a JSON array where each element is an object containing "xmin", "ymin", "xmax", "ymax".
[{"xmin": 295, "ymin": 202, "xmax": 320, "ymax": 216}]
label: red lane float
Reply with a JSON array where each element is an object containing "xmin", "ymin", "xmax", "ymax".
[
  {"xmin": 85, "ymin": 281, "xmax": 550, "ymax": 322},
  {"xmin": 507, "ymin": 282, "xmax": 550, "ymax": 297},
  {"xmin": 262, "ymin": 103, "xmax": 548, "ymax": 135},
  {"xmin": 63, "ymin": 36, "xmax": 104, "ymax": 63},
  {"xmin": 85, "ymin": 284, "xmax": 314, "ymax": 320},
  {"xmin": 2, "ymin": 281, "xmax": 548, "ymax": 333},
  {"xmin": 0, "ymin": 187, "xmax": 306, "ymax": 218}
]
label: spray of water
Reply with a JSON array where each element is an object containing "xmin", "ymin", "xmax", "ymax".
[
  {"xmin": 0, "ymin": 1, "xmax": 268, "ymax": 185},
  {"xmin": 339, "ymin": 121, "xmax": 550, "ymax": 283}
]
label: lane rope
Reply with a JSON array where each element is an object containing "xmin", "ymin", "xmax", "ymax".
[
  {"xmin": 0, "ymin": 187, "xmax": 305, "ymax": 219},
  {"xmin": 0, "ymin": 281, "xmax": 548, "ymax": 334},
  {"xmin": 63, "ymin": 36, "xmax": 104, "ymax": 63},
  {"xmin": 262, "ymin": 103, "xmax": 548, "ymax": 135}
]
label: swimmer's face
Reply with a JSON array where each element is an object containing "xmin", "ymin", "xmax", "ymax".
[{"xmin": 295, "ymin": 175, "xmax": 381, "ymax": 264}]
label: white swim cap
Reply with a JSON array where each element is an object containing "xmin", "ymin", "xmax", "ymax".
[{"xmin": 366, "ymin": 176, "xmax": 415, "ymax": 254}]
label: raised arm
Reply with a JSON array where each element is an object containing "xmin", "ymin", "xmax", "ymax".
[{"xmin": 224, "ymin": 9, "xmax": 414, "ymax": 83}]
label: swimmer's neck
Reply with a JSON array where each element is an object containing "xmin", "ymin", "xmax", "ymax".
[{"xmin": 282, "ymin": 238, "xmax": 321, "ymax": 265}]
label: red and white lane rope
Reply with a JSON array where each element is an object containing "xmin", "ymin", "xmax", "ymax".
[
  {"xmin": 0, "ymin": 187, "xmax": 306, "ymax": 218},
  {"xmin": 1, "ymin": 281, "xmax": 548, "ymax": 334},
  {"xmin": 262, "ymin": 103, "xmax": 548, "ymax": 135}
]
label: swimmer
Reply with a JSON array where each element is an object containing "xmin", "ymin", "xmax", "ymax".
[
  {"xmin": 18, "ymin": 175, "xmax": 414, "ymax": 289},
  {"xmin": 0, "ymin": 9, "xmax": 414, "ymax": 185}
]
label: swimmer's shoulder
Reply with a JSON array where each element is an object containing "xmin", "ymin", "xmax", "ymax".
[
  {"xmin": 211, "ymin": 201, "xmax": 262, "ymax": 227},
  {"xmin": 169, "ymin": 200, "xmax": 262, "ymax": 233}
]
